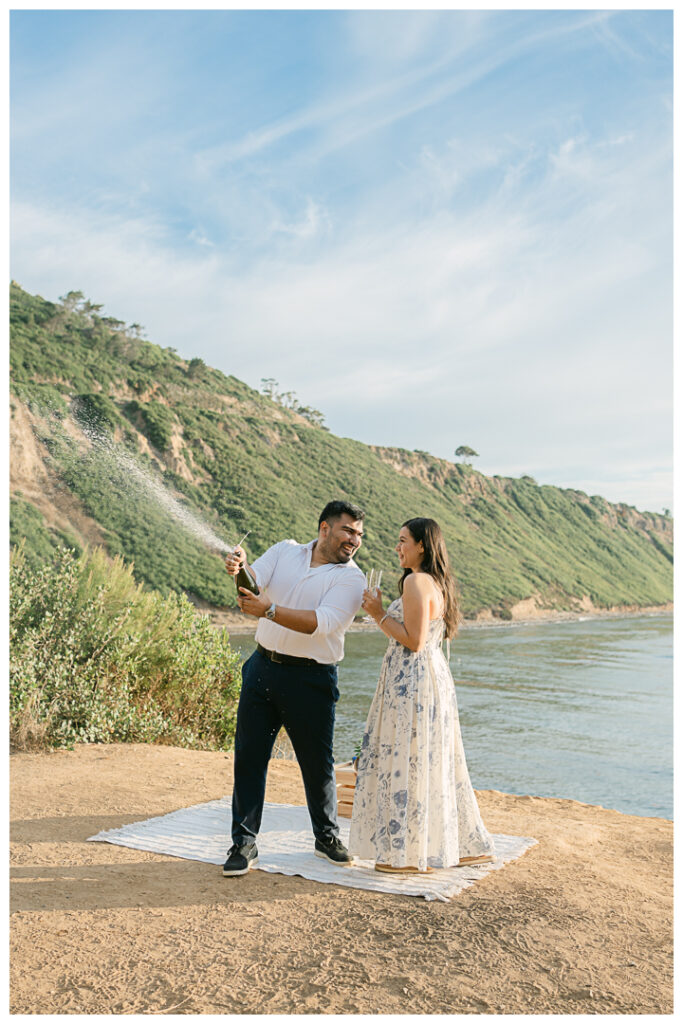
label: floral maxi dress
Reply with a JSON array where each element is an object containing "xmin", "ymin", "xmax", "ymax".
[{"xmin": 348, "ymin": 598, "xmax": 495, "ymax": 870}]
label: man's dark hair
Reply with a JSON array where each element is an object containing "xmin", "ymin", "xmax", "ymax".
[{"xmin": 318, "ymin": 500, "xmax": 365, "ymax": 529}]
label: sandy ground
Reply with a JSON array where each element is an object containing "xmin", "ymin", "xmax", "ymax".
[{"xmin": 10, "ymin": 743, "xmax": 672, "ymax": 1015}]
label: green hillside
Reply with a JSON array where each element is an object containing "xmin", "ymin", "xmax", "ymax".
[{"xmin": 9, "ymin": 282, "xmax": 673, "ymax": 618}]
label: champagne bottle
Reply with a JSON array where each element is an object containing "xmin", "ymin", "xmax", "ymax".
[
  {"xmin": 224, "ymin": 533, "xmax": 259, "ymax": 596},
  {"xmin": 234, "ymin": 552, "xmax": 259, "ymax": 596}
]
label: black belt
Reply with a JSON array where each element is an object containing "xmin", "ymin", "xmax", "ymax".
[{"xmin": 257, "ymin": 643, "xmax": 328, "ymax": 667}]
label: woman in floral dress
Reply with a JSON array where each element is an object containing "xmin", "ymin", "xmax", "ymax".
[{"xmin": 348, "ymin": 518, "xmax": 495, "ymax": 873}]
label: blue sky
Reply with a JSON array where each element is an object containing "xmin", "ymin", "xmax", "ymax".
[{"xmin": 10, "ymin": 8, "xmax": 673, "ymax": 513}]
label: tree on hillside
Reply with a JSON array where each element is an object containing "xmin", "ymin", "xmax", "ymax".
[
  {"xmin": 59, "ymin": 290, "xmax": 85, "ymax": 312},
  {"xmin": 455, "ymin": 445, "xmax": 479, "ymax": 464},
  {"xmin": 260, "ymin": 378, "xmax": 327, "ymax": 428},
  {"xmin": 261, "ymin": 378, "xmax": 278, "ymax": 399},
  {"xmin": 82, "ymin": 299, "xmax": 104, "ymax": 323},
  {"xmin": 101, "ymin": 316, "xmax": 127, "ymax": 332},
  {"xmin": 59, "ymin": 291, "xmax": 106, "ymax": 327},
  {"xmin": 298, "ymin": 406, "xmax": 328, "ymax": 429},
  {"xmin": 187, "ymin": 357, "xmax": 206, "ymax": 379}
]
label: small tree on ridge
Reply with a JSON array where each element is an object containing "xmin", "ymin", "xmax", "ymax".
[{"xmin": 455, "ymin": 445, "xmax": 479, "ymax": 465}]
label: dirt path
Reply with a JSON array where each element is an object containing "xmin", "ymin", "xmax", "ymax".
[{"xmin": 10, "ymin": 743, "xmax": 672, "ymax": 1014}]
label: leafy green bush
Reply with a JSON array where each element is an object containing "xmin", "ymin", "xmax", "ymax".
[
  {"xmin": 74, "ymin": 392, "xmax": 122, "ymax": 434},
  {"xmin": 10, "ymin": 544, "xmax": 243, "ymax": 752},
  {"xmin": 126, "ymin": 399, "xmax": 175, "ymax": 451}
]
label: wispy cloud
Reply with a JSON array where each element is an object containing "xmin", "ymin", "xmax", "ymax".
[
  {"xmin": 188, "ymin": 228, "xmax": 215, "ymax": 248},
  {"xmin": 271, "ymin": 198, "xmax": 331, "ymax": 241},
  {"xmin": 10, "ymin": 9, "xmax": 672, "ymax": 511}
]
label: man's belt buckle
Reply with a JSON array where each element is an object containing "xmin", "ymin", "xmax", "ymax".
[{"xmin": 270, "ymin": 649, "xmax": 284, "ymax": 664}]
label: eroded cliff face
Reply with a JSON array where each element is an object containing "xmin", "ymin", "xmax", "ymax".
[
  {"xmin": 9, "ymin": 281, "xmax": 672, "ymax": 617},
  {"xmin": 371, "ymin": 443, "xmax": 671, "ymax": 541},
  {"xmin": 367, "ymin": 442, "xmax": 672, "ymax": 618},
  {"xmin": 10, "ymin": 397, "xmax": 108, "ymax": 550},
  {"xmin": 10, "ymin": 390, "xmax": 673, "ymax": 617}
]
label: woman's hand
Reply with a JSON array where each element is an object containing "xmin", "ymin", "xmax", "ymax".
[{"xmin": 361, "ymin": 587, "xmax": 384, "ymax": 622}]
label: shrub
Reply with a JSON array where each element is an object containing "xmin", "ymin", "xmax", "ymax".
[
  {"xmin": 126, "ymin": 399, "xmax": 175, "ymax": 451},
  {"xmin": 10, "ymin": 544, "xmax": 243, "ymax": 752},
  {"xmin": 74, "ymin": 392, "xmax": 121, "ymax": 434}
]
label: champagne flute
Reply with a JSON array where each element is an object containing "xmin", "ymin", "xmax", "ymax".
[
  {"xmin": 362, "ymin": 568, "xmax": 383, "ymax": 623},
  {"xmin": 366, "ymin": 568, "xmax": 383, "ymax": 591}
]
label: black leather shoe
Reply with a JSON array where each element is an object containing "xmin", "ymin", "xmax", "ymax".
[
  {"xmin": 222, "ymin": 843, "xmax": 259, "ymax": 876},
  {"xmin": 314, "ymin": 835, "xmax": 352, "ymax": 866}
]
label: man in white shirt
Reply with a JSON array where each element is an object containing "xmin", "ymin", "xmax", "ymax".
[{"xmin": 222, "ymin": 500, "xmax": 366, "ymax": 876}]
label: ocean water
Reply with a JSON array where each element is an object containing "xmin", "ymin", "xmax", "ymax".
[{"xmin": 229, "ymin": 613, "xmax": 673, "ymax": 819}]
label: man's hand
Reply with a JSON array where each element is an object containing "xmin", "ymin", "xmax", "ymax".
[
  {"xmin": 225, "ymin": 546, "xmax": 246, "ymax": 576},
  {"xmin": 237, "ymin": 587, "xmax": 271, "ymax": 619}
]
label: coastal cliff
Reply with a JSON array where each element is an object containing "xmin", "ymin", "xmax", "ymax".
[{"xmin": 10, "ymin": 282, "xmax": 672, "ymax": 618}]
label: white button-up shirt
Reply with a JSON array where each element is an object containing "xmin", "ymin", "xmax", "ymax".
[{"xmin": 251, "ymin": 539, "xmax": 365, "ymax": 664}]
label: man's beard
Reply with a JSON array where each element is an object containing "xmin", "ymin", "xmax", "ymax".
[{"xmin": 325, "ymin": 541, "xmax": 354, "ymax": 564}]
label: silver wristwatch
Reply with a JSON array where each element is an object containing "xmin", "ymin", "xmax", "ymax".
[{"xmin": 264, "ymin": 602, "xmax": 277, "ymax": 621}]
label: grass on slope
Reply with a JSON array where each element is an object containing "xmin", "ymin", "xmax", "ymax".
[{"xmin": 10, "ymin": 282, "xmax": 672, "ymax": 616}]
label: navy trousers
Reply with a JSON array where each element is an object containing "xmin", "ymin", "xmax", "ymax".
[{"xmin": 231, "ymin": 648, "xmax": 340, "ymax": 848}]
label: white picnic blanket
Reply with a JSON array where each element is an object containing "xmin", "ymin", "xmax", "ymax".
[{"xmin": 88, "ymin": 799, "xmax": 537, "ymax": 902}]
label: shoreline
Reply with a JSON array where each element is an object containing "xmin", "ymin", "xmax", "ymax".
[{"xmin": 210, "ymin": 602, "xmax": 673, "ymax": 636}]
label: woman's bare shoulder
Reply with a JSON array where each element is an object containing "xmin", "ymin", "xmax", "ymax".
[
  {"xmin": 405, "ymin": 571, "xmax": 442, "ymax": 604},
  {"xmin": 403, "ymin": 572, "xmax": 434, "ymax": 592}
]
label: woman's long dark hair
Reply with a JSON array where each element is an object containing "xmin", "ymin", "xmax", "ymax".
[{"xmin": 398, "ymin": 517, "xmax": 461, "ymax": 639}]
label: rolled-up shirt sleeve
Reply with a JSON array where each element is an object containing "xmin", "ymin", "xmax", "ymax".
[{"xmin": 312, "ymin": 574, "xmax": 365, "ymax": 638}]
